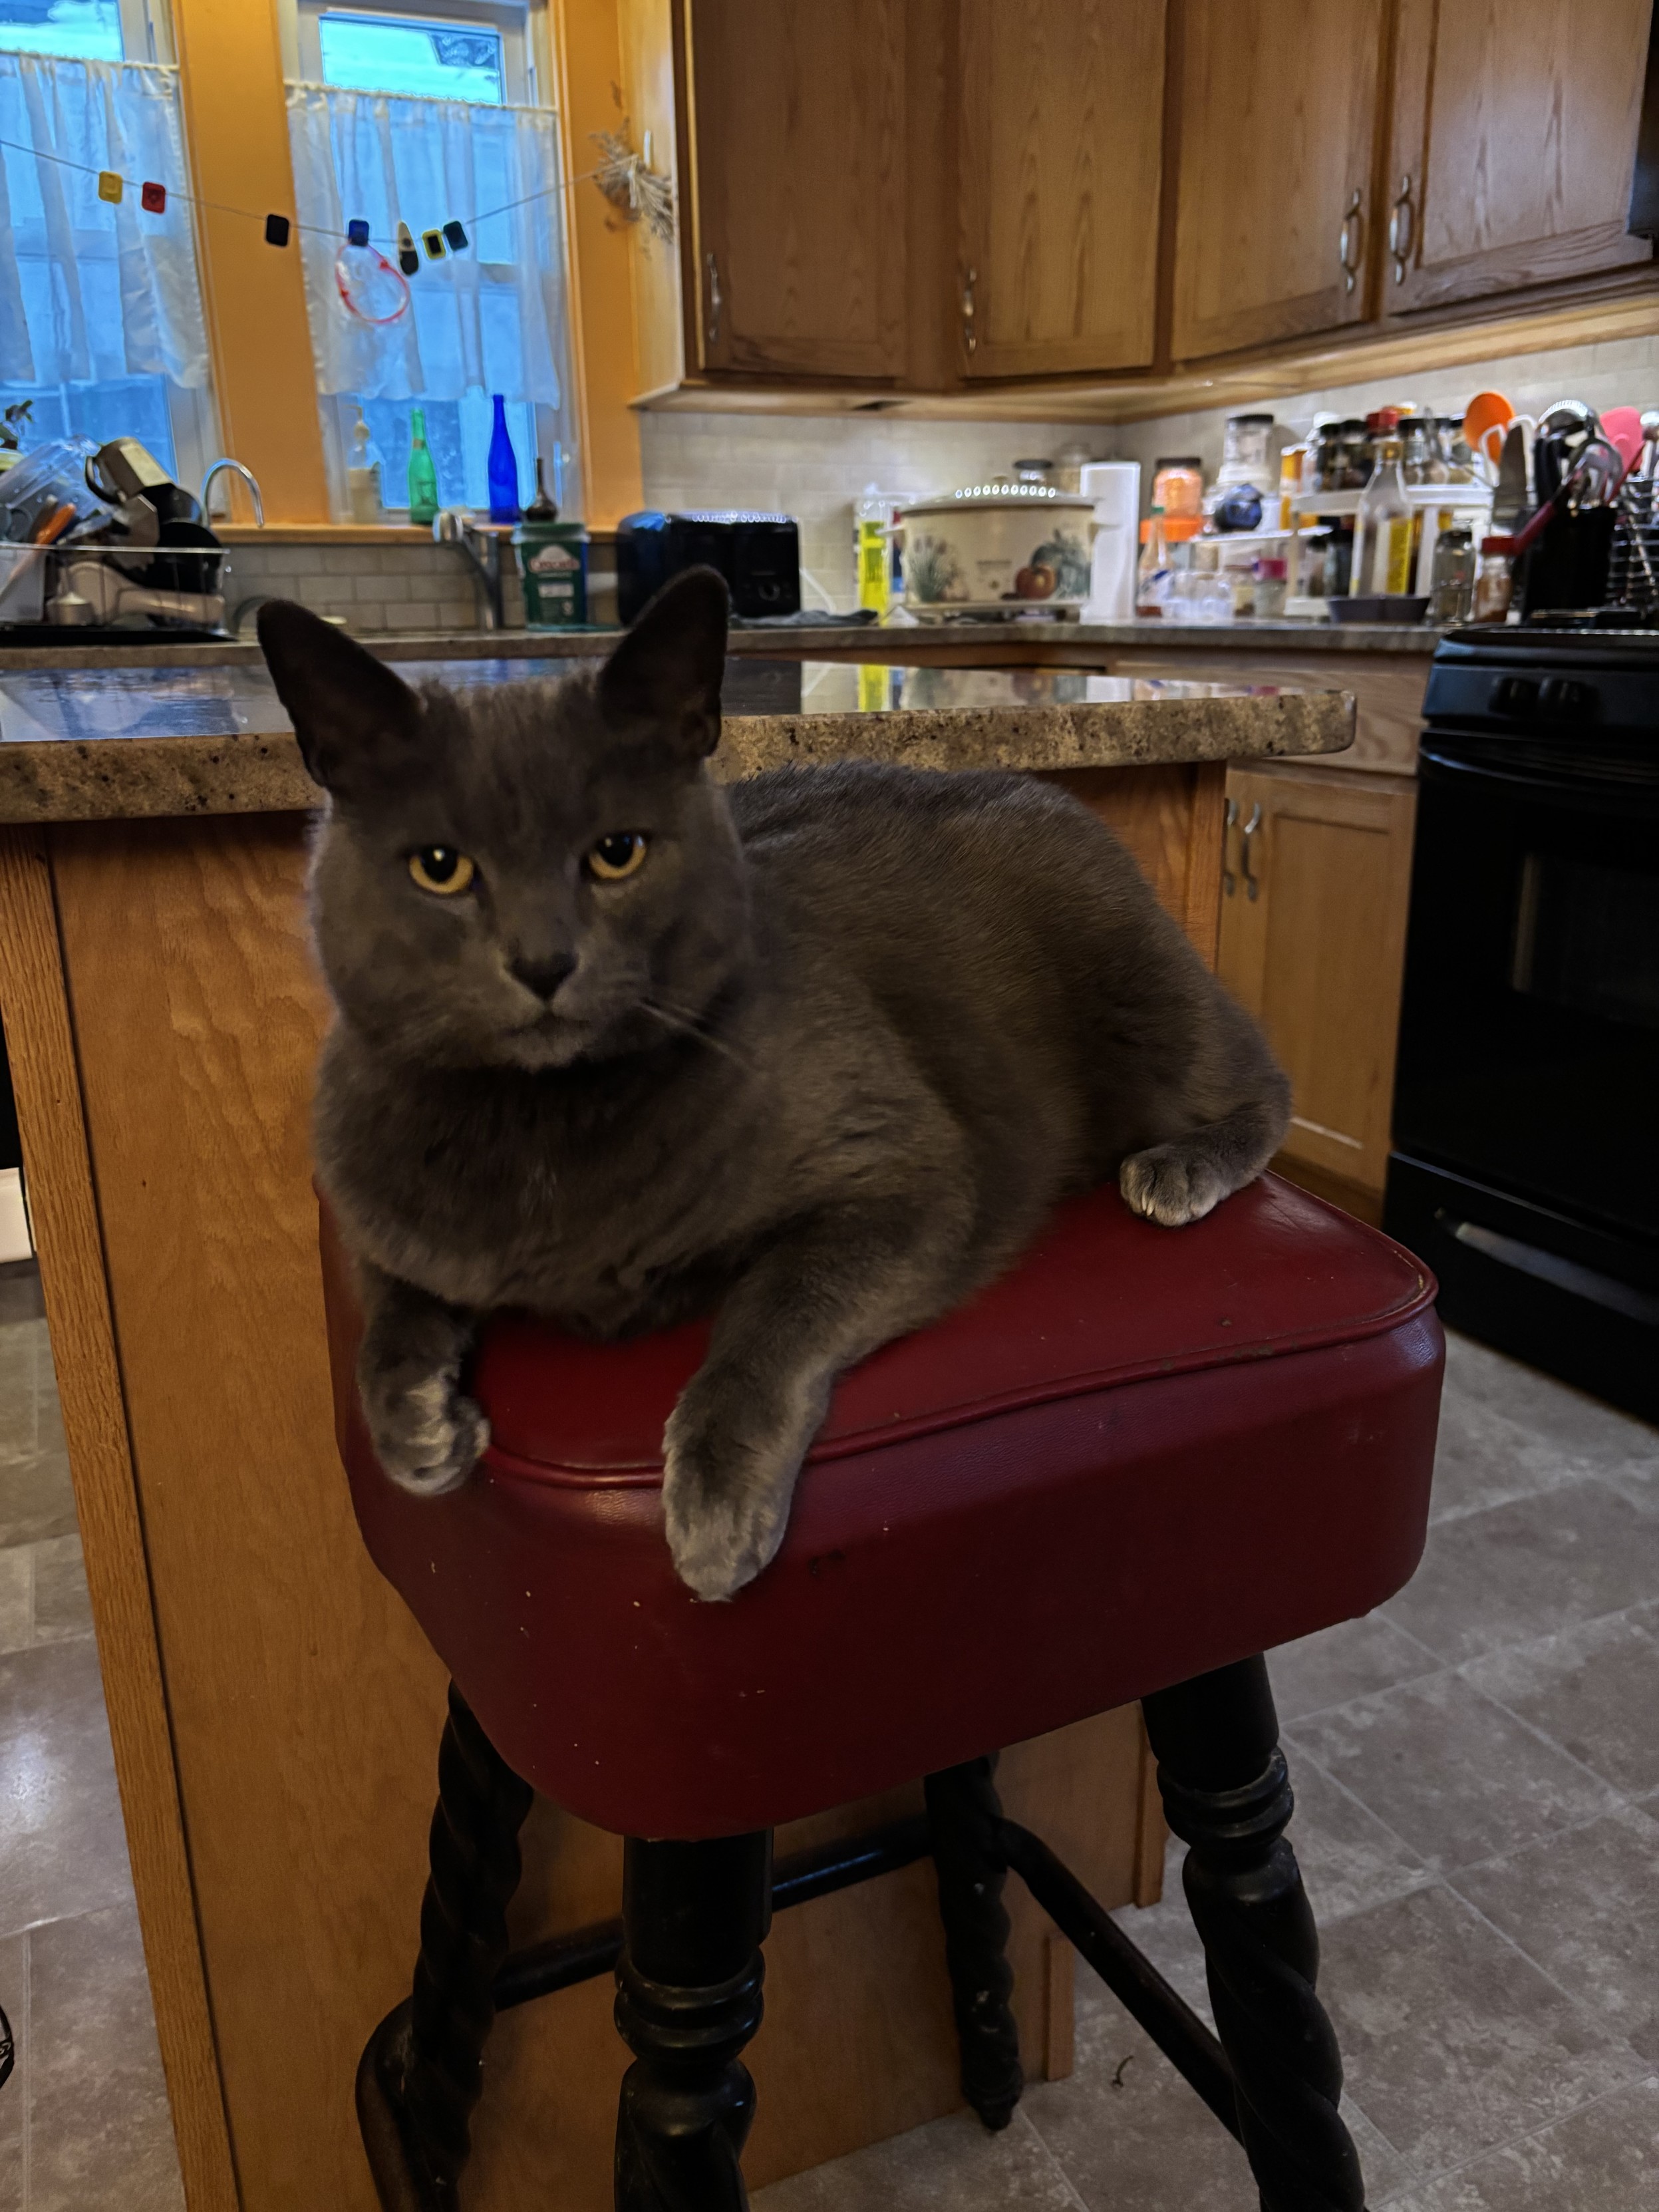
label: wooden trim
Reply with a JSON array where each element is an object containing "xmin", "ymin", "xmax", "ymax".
[
  {"xmin": 172, "ymin": 0, "xmax": 329, "ymax": 523},
  {"xmin": 0, "ymin": 830, "xmax": 239, "ymax": 2212},
  {"xmin": 1181, "ymin": 760, "xmax": 1227, "ymax": 971},
  {"xmin": 214, "ymin": 525, "xmax": 433, "ymax": 546},
  {"xmin": 1131, "ymin": 1709, "xmax": 1166, "ymax": 1907}
]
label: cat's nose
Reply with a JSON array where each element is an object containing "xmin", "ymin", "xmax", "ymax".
[{"xmin": 510, "ymin": 952, "xmax": 576, "ymax": 1001}]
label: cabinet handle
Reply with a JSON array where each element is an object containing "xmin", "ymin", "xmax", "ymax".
[
  {"xmin": 961, "ymin": 265, "xmax": 977, "ymax": 357},
  {"xmin": 705, "ymin": 251, "xmax": 723, "ymax": 348},
  {"xmin": 1388, "ymin": 174, "xmax": 1414, "ymax": 284},
  {"xmin": 1222, "ymin": 796, "xmax": 1238, "ymax": 896},
  {"xmin": 1338, "ymin": 189, "xmax": 1364, "ymax": 293},
  {"xmin": 1241, "ymin": 802, "xmax": 1263, "ymax": 901}
]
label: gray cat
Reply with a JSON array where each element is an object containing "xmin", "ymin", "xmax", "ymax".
[{"xmin": 260, "ymin": 571, "xmax": 1289, "ymax": 1601}]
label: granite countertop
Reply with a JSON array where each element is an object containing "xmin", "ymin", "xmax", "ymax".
[
  {"xmin": 0, "ymin": 616, "xmax": 1441, "ymax": 675},
  {"xmin": 0, "ymin": 657, "xmax": 1354, "ymax": 824}
]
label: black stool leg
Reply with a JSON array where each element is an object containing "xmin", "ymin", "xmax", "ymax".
[
  {"xmin": 925, "ymin": 1756, "xmax": 1023, "ymax": 2130},
  {"xmin": 400, "ymin": 1684, "xmax": 535, "ymax": 2201},
  {"xmin": 613, "ymin": 1832, "xmax": 772, "ymax": 2212},
  {"xmin": 1141, "ymin": 1656, "xmax": 1365, "ymax": 2212}
]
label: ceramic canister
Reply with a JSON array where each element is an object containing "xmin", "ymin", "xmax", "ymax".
[{"xmin": 895, "ymin": 482, "xmax": 1097, "ymax": 618}]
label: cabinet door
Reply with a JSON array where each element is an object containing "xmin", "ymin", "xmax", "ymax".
[
  {"xmin": 1169, "ymin": 0, "xmax": 1386, "ymax": 359},
  {"xmin": 1217, "ymin": 768, "xmax": 1417, "ymax": 1196},
  {"xmin": 686, "ymin": 0, "xmax": 907, "ymax": 378},
  {"xmin": 955, "ymin": 0, "xmax": 1165, "ymax": 377},
  {"xmin": 1384, "ymin": 0, "xmax": 1652, "ymax": 313}
]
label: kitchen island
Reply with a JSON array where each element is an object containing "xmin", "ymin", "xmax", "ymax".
[{"xmin": 0, "ymin": 654, "xmax": 1352, "ymax": 2212}]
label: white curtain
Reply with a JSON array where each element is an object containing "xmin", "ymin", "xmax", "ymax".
[
  {"xmin": 0, "ymin": 52, "xmax": 210, "ymax": 389},
  {"xmin": 286, "ymin": 83, "xmax": 565, "ymax": 410}
]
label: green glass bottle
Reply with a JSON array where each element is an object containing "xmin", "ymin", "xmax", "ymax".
[{"xmin": 406, "ymin": 407, "xmax": 438, "ymax": 525}]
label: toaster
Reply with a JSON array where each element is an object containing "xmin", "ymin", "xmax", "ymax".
[{"xmin": 616, "ymin": 510, "xmax": 801, "ymax": 624}]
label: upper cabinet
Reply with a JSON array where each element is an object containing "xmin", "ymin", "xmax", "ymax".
[
  {"xmin": 1384, "ymin": 0, "xmax": 1653, "ymax": 314},
  {"xmin": 1168, "ymin": 0, "xmax": 1387, "ymax": 361},
  {"xmin": 955, "ymin": 0, "xmax": 1165, "ymax": 379},
  {"xmin": 682, "ymin": 0, "xmax": 908, "ymax": 379}
]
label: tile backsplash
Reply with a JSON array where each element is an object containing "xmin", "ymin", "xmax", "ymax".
[
  {"xmin": 220, "ymin": 540, "xmax": 493, "ymax": 636},
  {"xmin": 637, "ymin": 412, "xmax": 1117, "ymax": 611}
]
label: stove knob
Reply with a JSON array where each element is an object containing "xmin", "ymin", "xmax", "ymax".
[
  {"xmin": 1539, "ymin": 676, "xmax": 1594, "ymax": 716},
  {"xmin": 1491, "ymin": 675, "xmax": 1539, "ymax": 716}
]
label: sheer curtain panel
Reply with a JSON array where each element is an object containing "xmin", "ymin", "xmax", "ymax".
[{"xmin": 0, "ymin": 50, "xmax": 209, "ymax": 390}]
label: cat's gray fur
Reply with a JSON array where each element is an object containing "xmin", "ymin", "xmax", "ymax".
[{"xmin": 259, "ymin": 571, "xmax": 1290, "ymax": 1601}]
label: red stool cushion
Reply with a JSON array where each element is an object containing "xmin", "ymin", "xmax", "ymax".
[{"xmin": 321, "ymin": 1175, "xmax": 1441, "ymax": 1838}]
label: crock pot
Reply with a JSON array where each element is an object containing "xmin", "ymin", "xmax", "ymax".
[{"xmin": 895, "ymin": 482, "xmax": 1097, "ymax": 619}]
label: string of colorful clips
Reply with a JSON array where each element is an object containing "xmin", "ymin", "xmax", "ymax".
[{"xmin": 0, "ymin": 128, "xmax": 599, "ymax": 263}]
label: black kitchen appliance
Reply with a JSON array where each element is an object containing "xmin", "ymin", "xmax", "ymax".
[
  {"xmin": 1385, "ymin": 625, "xmax": 1659, "ymax": 1419},
  {"xmin": 615, "ymin": 510, "xmax": 800, "ymax": 624}
]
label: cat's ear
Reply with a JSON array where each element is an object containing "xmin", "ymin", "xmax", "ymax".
[
  {"xmin": 597, "ymin": 566, "xmax": 728, "ymax": 758},
  {"xmin": 257, "ymin": 601, "xmax": 422, "ymax": 799}
]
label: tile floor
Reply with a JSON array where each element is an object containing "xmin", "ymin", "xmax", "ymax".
[{"xmin": 0, "ymin": 1279, "xmax": 1654, "ymax": 2209}]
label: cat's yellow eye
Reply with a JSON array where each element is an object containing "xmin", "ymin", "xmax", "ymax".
[
  {"xmin": 408, "ymin": 846, "xmax": 476, "ymax": 896},
  {"xmin": 587, "ymin": 832, "xmax": 648, "ymax": 882}
]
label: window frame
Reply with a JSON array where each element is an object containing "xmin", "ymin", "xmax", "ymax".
[
  {"xmin": 0, "ymin": 0, "xmax": 174, "ymax": 65},
  {"xmin": 286, "ymin": 0, "xmax": 542, "ymax": 107}
]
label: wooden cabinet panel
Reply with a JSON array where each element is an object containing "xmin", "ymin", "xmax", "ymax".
[
  {"xmin": 686, "ymin": 0, "xmax": 907, "ymax": 377},
  {"xmin": 956, "ymin": 0, "xmax": 1165, "ymax": 377},
  {"xmin": 1386, "ymin": 0, "xmax": 1652, "ymax": 315},
  {"xmin": 1169, "ymin": 0, "xmax": 1386, "ymax": 359},
  {"xmin": 1218, "ymin": 767, "xmax": 1416, "ymax": 1195}
]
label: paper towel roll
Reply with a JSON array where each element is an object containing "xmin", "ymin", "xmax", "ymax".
[{"xmin": 1080, "ymin": 462, "xmax": 1141, "ymax": 622}]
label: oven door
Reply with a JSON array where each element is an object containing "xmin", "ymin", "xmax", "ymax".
[{"xmin": 1392, "ymin": 735, "xmax": 1659, "ymax": 1244}]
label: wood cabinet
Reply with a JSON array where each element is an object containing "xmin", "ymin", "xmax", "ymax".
[
  {"xmin": 1217, "ymin": 764, "xmax": 1417, "ymax": 1200},
  {"xmin": 956, "ymin": 0, "xmax": 1165, "ymax": 377},
  {"xmin": 683, "ymin": 0, "xmax": 908, "ymax": 377},
  {"xmin": 1384, "ymin": 0, "xmax": 1652, "ymax": 315},
  {"xmin": 1168, "ymin": 0, "xmax": 1387, "ymax": 359}
]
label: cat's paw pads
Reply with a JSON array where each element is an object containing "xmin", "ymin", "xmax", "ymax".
[
  {"xmin": 368, "ymin": 1374, "xmax": 490, "ymax": 1498},
  {"xmin": 661, "ymin": 1416, "xmax": 793, "ymax": 1602},
  {"xmin": 1120, "ymin": 1146, "xmax": 1227, "ymax": 1229}
]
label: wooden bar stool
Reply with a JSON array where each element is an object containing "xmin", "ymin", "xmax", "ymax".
[{"xmin": 319, "ymin": 1173, "xmax": 1441, "ymax": 2211}]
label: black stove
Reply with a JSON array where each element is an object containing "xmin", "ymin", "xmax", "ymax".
[{"xmin": 1384, "ymin": 626, "xmax": 1659, "ymax": 1419}]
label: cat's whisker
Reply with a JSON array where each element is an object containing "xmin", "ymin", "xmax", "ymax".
[{"xmin": 639, "ymin": 997, "xmax": 756, "ymax": 1076}]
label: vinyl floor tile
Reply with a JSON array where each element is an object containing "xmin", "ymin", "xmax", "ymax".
[
  {"xmin": 1314, "ymin": 1885, "xmax": 1645, "ymax": 2175},
  {"xmin": 1268, "ymin": 1613, "xmax": 1441, "ymax": 1725},
  {"xmin": 1461, "ymin": 1613, "xmax": 1659, "ymax": 1800},
  {"xmin": 1287, "ymin": 1671, "xmax": 1615, "ymax": 1875},
  {"xmin": 0, "ymin": 1640, "xmax": 134, "ymax": 1940},
  {"xmin": 1381, "ymin": 1482, "xmax": 1659, "ymax": 1664},
  {"xmin": 27, "ymin": 1902, "xmax": 183, "ymax": 2212},
  {"xmin": 31, "ymin": 1537, "xmax": 92, "ymax": 1645},
  {"xmin": 0, "ymin": 1554, "xmax": 30, "ymax": 1659},
  {"xmin": 1387, "ymin": 2074, "xmax": 1659, "ymax": 2212},
  {"xmin": 1455, "ymin": 1805, "xmax": 1659, "ymax": 2064},
  {"xmin": 751, "ymin": 2105, "xmax": 1081, "ymax": 2212},
  {"xmin": 1278, "ymin": 1750, "xmax": 1435, "ymax": 1923}
]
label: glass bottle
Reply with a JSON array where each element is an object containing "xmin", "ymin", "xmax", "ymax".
[
  {"xmin": 1473, "ymin": 536, "xmax": 1515, "ymax": 623},
  {"xmin": 487, "ymin": 394, "xmax": 520, "ymax": 523},
  {"xmin": 1429, "ymin": 524, "xmax": 1475, "ymax": 624},
  {"xmin": 406, "ymin": 407, "xmax": 438, "ymax": 525},
  {"xmin": 1355, "ymin": 432, "xmax": 1414, "ymax": 597}
]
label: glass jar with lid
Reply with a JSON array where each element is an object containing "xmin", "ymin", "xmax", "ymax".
[
  {"xmin": 1429, "ymin": 524, "xmax": 1475, "ymax": 623},
  {"xmin": 1338, "ymin": 419, "xmax": 1371, "ymax": 489},
  {"xmin": 1399, "ymin": 414, "xmax": 1434, "ymax": 486},
  {"xmin": 1218, "ymin": 412, "xmax": 1274, "ymax": 483}
]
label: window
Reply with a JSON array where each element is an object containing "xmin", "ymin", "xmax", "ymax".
[
  {"xmin": 0, "ymin": 0, "xmax": 217, "ymax": 490},
  {"xmin": 283, "ymin": 0, "xmax": 573, "ymax": 518}
]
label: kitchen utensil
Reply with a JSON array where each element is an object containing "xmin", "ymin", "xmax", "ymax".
[
  {"xmin": 1493, "ymin": 423, "xmax": 1531, "ymax": 530},
  {"xmin": 29, "ymin": 502, "xmax": 76, "ymax": 546},
  {"xmin": 1600, "ymin": 406, "xmax": 1645, "ymax": 470},
  {"xmin": 1462, "ymin": 391, "xmax": 1513, "ymax": 462},
  {"xmin": 1638, "ymin": 410, "xmax": 1659, "ymax": 481}
]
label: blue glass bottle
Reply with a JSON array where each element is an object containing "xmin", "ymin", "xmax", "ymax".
[{"xmin": 487, "ymin": 394, "xmax": 520, "ymax": 523}]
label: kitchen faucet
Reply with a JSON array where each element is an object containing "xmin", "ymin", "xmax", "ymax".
[
  {"xmin": 433, "ymin": 509, "xmax": 506, "ymax": 629},
  {"xmin": 199, "ymin": 458, "xmax": 265, "ymax": 528}
]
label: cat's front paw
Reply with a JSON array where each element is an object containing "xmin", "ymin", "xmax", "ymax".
[
  {"xmin": 661, "ymin": 1394, "xmax": 802, "ymax": 1601},
  {"xmin": 1120, "ymin": 1144, "xmax": 1228, "ymax": 1228},
  {"xmin": 363, "ymin": 1370, "xmax": 490, "ymax": 1498}
]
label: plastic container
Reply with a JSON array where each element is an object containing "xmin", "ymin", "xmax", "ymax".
[
  {"xmin": 1151, "ymin": 458, "xmax": 1204, "ymax": 521},
  {"xmin": 1252, "ymin": 555, "xmax": 1288, "ymax": 619},
  {"xmin": 487, "ymin": 395, "xmax": 521, "ymax": 524},
  {"xmin": 345, "ymin": 406, "xmax": 382, "ymax": 524},
  {"xmin": 514, "ymin": 519, "xmax": 589, "ymax": 627},
  {"xmin": 1217, "ymin": 412, "xmax": 1274, "ymax": 486}
]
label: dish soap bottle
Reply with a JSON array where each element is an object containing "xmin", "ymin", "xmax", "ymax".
[
  {"xmin": 488, "ymin": 395, "xmax": 520, "ymax": 523},
  {"xmin": 406, "ymin": 408, "xmax": 438, "ymax": 526},
  {"xmin": 346, "ymin": 405, "xmax": 382, "ymax": 524}
]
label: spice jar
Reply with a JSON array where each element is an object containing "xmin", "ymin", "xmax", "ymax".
[
  {"xmin": 1338, "ymin": 419, "xmax": 1371, "ymax": 489},
  {"xmin": 1399, "ymin": 414, "xmax": 1433, "ymax": 486},
  {"xmin": 1252, "ymin": 554, "xmax": 1288, "ymax": 619},
  {"xmin": 1430, "ymin": 525, "xmax": 1475, "ymax": 624},
  {"xmin": 1472, "ymin": 535, "xmax": 1515, "ymax": 623}
]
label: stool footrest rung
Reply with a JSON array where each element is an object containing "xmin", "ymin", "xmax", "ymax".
[{"xmin": 994, "ymin": 1817, "xmax": 1240, "ymax": 2142}]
